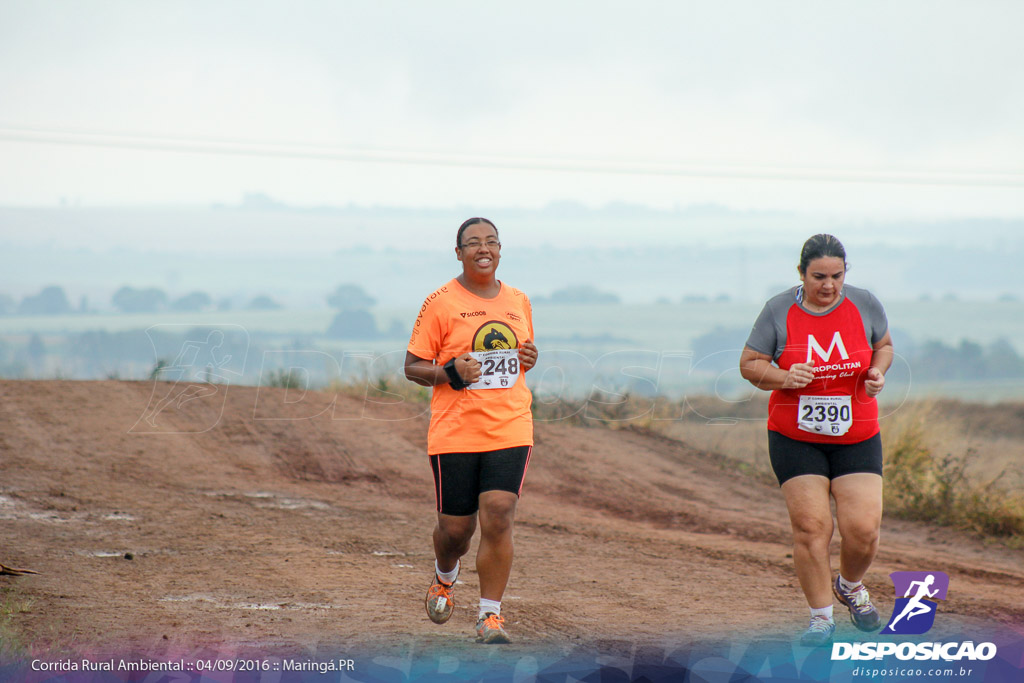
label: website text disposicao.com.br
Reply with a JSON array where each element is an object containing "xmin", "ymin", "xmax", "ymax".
[
  {"xmin": 851, "ymin": 665, "xmax": 978, "ymax": 678},
  {"xmin": 838, "ymin": 640, "xmax": 996, "ymax": 679}
]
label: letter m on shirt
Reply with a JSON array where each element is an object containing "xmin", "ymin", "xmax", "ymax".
[{"xmin": 806, "ymin": 331, "xmax": 849, "ymax": 364}]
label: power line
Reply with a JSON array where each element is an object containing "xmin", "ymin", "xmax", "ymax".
[{"xmin": 2, "ymin": 124, "xmax": 1023, "ymax": 188}]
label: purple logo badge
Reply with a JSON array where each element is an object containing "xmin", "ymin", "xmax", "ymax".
[{"xmin": 882, "ymin": 571, "xmax": 950, "ymax": 635}]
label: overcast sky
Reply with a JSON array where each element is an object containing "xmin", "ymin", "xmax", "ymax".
[{"xmin": 1, "ymin": 1, "xmax": 1022, "ymax": 219}]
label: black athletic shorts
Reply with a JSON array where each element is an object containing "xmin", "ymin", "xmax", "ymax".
[
  {"xmin": 767, "ymin": 430, "xmax": 883, "ymax": 487},
  {"xmin": 429, "ymin": 445, "xmax": 532, "ymax": 516}
]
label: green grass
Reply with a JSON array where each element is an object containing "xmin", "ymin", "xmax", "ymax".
[{"xmin": 263, "ymin": 368, "xmax": 307, "ymax": 389}]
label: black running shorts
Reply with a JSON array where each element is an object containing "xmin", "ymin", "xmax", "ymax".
[
  {"xmin": 429, "ymin": 445, "xmax": 532, "ymax": 516},
  {"xmin": 767, "ymin": 430, "xmax": 883, "ymax": 487}
]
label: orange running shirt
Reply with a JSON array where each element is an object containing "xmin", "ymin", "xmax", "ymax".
[{"xmin": 408, "ymin": 278, "xmax": 534, "ymax": 455}]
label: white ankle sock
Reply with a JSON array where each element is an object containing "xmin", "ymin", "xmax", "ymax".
[
  {"xmin": 838, "ymin": 574, "xmax": 861, "ymax": 592},
  {"xmin": 435, "ymin": 559, "xmax": 459, "ymax": 585},
  {"xmin": 810, "ymin": 605, "xmax": 834, "ymax": 621},
  {"xmin": 478, "ymin": 598, "xmax": 501, "ymax": 620}
]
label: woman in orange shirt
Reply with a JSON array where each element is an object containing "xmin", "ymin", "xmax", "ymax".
[{"xmin": 405, "ymin": 217, "xmax": 538, "ymax": 644}]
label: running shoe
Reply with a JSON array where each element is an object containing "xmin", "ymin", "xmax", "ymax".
[
  {"xmin": 475, "ymin": 612, "xmax": 511, "ymax": 644},
  {"xmin": 425, "ymin": 572, "xmax": 457, "ymax": 624},
  {"xmin": 833, "ymin": 576, "xmax": 882, "ymax": 631},
  {"xmin": 799, "ymin": 616, "xmax": 836, "ymax": 647}
]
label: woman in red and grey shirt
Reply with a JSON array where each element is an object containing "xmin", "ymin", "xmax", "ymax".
[{"xmin": 740, "ymin": 234, "xmax": 894, "ymax": 647}]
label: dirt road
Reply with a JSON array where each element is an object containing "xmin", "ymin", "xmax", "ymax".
[{"xmin": 0, "ymin": 380, "xmax": 1022, "ymax": 663}]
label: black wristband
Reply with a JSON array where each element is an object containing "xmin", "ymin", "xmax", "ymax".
[{"xmin": 443, "ymin": 358, "xmax": 470, "ymax": 390}]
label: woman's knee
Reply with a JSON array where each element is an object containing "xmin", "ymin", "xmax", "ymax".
[
  {"xmin": 790, "ymin": 514, "xmax": 833, "ymax": 548},
  {"xmin": 841, "ymin": 520, "xmax": 880, "ymax": 549}
]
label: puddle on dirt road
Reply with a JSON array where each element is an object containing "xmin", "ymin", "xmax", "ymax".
[
  {"xmin": 159, "ymin": 594, "xmax": 342, "ymax": 611},
  {"xmin": 201, "ymin": 490, "xmax": 331, "ymax": 511},
  {"xmin": 2, "ymin": 493, "xmax": 138, "ymax": 524},
  {"xmin": 2, "ymin": 496, "xmax": 74, "ymax": 523},
  {"xmin": 102, "ymin": 512, "xmax": 137, "ymax": 521}
]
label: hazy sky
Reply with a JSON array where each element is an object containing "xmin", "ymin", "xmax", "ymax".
[{"xmin": 1, "ymin": 1, "xmax": 1022, "ymax": 218}]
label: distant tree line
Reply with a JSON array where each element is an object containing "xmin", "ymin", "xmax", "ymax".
[
  {"xmin": 688, "ymin": 326, "xmax": 1024, "ymax": 382},
  {"xmin": 0, "ymin": 286, "xmax": 283, "ymax": 316},
  {"xmin": 0, "ymin": 283, "xmax": 408, "ymax": 376},
  {"xmin": 4, "ymin": 281, "xmax": 628, "ymax": 319},
  {"xmin": 3, "ymin": 286, "xmax": 75, "ymax": 316},
  {"xmin": 0, "ymin": 280, "xmax": 407, "ymax": 340},
  {"xmin": 2, "ymin": 321, "xmax": 1022, "ymax": 386},
  {"xmin": 325, "ymin": 283, "xmax": 404, "ymax": 339},
  {"xmin": 532, "ymin": 285, "xmax": 621, "ymax": 305},
  {"xmin": 893, "ymin": 338, "xmax": 1024, "ymax": 383},
  {"xmin": 0, "ymin": 327, "xmax": 259, "ymax": 380}
]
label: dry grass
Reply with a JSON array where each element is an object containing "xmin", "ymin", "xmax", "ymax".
[
  {"xmin": 537, "ymin": 391, "xmax": 1024, "ymax": 544},
  {"xmin": 531, "ymin": 390, "xmax": 768, "ymax": 427},
  {"xmin": 335, "ymin": 376, "xmax": 1024, "ymax": 544},
  {"xmin": 533, "ymin": 391, "xmax": 777, "ymax": 484},
  {"xmin": 881, "ymin": 401, "xmax": 1024, "ymax": 542},
  {"xmin": 328, "ymin": 373, "xmax": 431, "ymax": 405},
  {"xmin": 0, "ymin": 586, "xmax": 33, "ymax": 659}
]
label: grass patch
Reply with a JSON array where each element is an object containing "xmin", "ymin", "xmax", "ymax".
[
  {"xmin": 263, "ymin": 368, "xmax": 307, "ymax": 389},
  {"xmin": 882, "ymin": 402, "xmax": 1024, "ymax": 543},
  {"xmin": 531, "ymin": 391, "xmax": 766, "ymax": 427},
  {"xmin": 536, "ymin": 393, "xmax": 1024, "ymax": 544},
  {"xmin": 531, "ymin": 391, "xmax": 779, "ymax": 485},
  {"xmin": 532, "ymin": 391, "xmax": 682, "ymax": 427},
  {"xmin": 0, "ymin": 585, "xmax": 33, "ymax": 659},
  {"xmin": 329, "ymin": 374, "xmax": 431, "ymax": 405}
]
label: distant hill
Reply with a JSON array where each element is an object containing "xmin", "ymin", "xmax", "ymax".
[{"xmin": 0, "ymin": 202, "xmax": 1021, "ymax": 307}]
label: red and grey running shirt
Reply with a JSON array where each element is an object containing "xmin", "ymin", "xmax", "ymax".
[{"xmin": 744, "ymin": 285, "xmax": 888, "ymax": 444}]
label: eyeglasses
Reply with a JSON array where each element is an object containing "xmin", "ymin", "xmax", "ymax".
[{"xmin": 459, "ymin": 239, "xmax": 501, "ymax": 250}]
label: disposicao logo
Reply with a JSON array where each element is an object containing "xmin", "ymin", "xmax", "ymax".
[
  {"xmin": 831, "ymin": 570, "xmax": 998, "ymax": 663},
  {"xmin": 883, "ymin": 570, "xmax": 949, "ymax": 635}
]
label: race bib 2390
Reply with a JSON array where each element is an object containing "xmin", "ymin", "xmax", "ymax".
[{"xmin": 797, "ymin": 395, "xmax": 853, "ymax": 436}]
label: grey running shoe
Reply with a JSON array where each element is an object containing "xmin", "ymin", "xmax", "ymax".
[
  {"xmin": 799, "ymin": 616, "xmax": 836, "ymax": 647},
  {"xmin": 475, "ymin": 612, "xmax": 511, "ymax": 644},
  {"xmin": 425, "ymin": 573, "xmax": 456, "ymax": 624},
  {"xmin": 833, "ymin": 576, "xmax": 882, "ymax": 631}
]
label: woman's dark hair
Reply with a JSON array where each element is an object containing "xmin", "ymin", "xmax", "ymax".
[
  {"xmin": 456, "ymin": 217, "xmax": 498, "ymax": 248},
  {"xmin": 799, "ymin": 234, "xmax": 847, "ymax": 274}
]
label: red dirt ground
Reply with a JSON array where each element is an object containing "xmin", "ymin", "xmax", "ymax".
[{"xmin": 0, "ymin": 380, "xmax": 1022, "ymax": 662}]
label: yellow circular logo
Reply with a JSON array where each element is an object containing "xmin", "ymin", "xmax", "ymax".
[{"xmin": 473, "ymin": 321, "xmax": 518, "ymax": 351}]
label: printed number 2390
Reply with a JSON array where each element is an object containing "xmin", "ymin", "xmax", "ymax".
[{"xmin": 800, "ymin": 403, "xmax": 851, "ymax": 423}]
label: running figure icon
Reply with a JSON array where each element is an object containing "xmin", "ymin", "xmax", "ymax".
[
  {"xmin": 887, "ymin": 574, "xmax": 939, "ymax": 629},
  {"xmin": 142, "ymin": 330, "xmax": 232, "ymax": 427},
  {"xmin": 882, "ymin": 570, "xmax": 950, "ymax": 635},
  {"xmin": 130, "ymin": 325, "xmax": 250, "ymax": 434}
]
